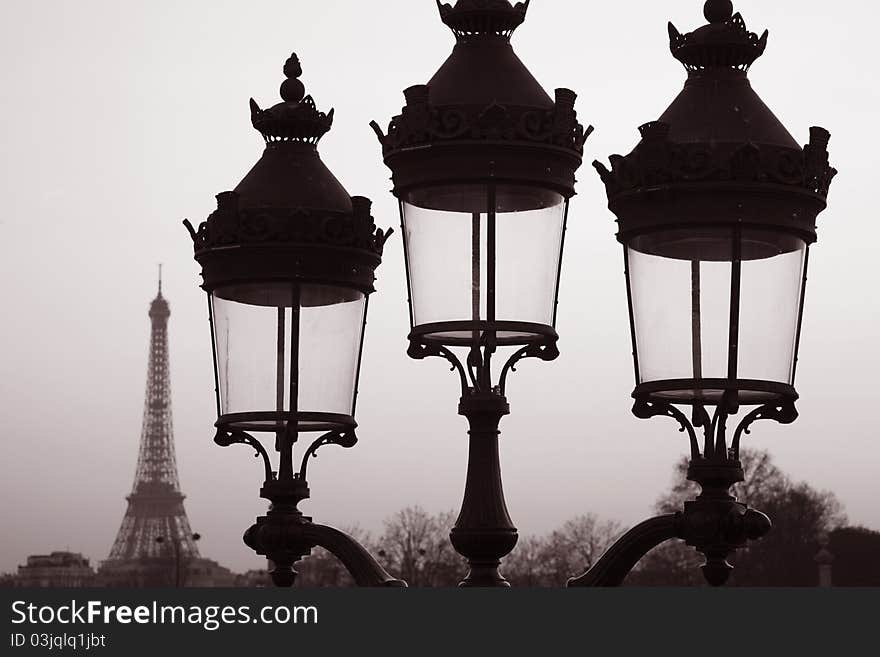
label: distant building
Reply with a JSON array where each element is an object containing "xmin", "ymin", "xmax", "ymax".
[
  {"xmin": 183, "ymin": 558, "xmax": 238, "ymax": 587},
  {"xmin": 234, "ymin": 568, "xmax": 272, "ymax": 588},
  {"xmin": 97, "ymin": 556, "xmax": 237, "ymax": 588},
  {"xmin": 14, "ymin": 552, "xmax": 96, "ymax": 588}
]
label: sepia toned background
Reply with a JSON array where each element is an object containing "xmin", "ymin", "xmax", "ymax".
[{"xmin": 0, "ymin": 0, "xmax": 876, "ymax": 576}]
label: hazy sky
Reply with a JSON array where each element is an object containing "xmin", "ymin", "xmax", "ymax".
[{"xmin": 1, "ymin": 0, "xmax": 877, "ymax": 575}]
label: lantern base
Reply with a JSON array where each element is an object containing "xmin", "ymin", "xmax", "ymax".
[
  {"xmin": 634, "ymin": 379, "xmax": 797, "ymax": 406},
  {"xmin": 216, "ymin": 412, "xmax": 356, "ymax": 435},
  {"xmin": 410, "ymin": 321, "xmax": 558, "ymax": 347}
]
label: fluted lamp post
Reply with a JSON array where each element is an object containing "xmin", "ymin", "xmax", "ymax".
[
  {"xmin": 185, "ymin": 54, "xmax": 402, "ymax": 588},
  {"xmin": 570, "ymin": 0, "xmax": 836, "ymax": 587},
  {"xmin": 372, "ymin": 0, "xmax": 591, "ymax": 587}
]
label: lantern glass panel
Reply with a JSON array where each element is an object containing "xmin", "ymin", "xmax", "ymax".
[
  {"xmin": 298, "ymin": 287, "xmax": 367, "ymax": 417},
  {"xmin": 402, "ymin": 184, "xmax": 565, "ymax": 341},
  {"xmin": 737, "ymin": 230, "xmax": 806, "ymax": 384},
  {"xmin": 211, "ymin": 283, "xmax": 366, "ymax": 429},
  {"xmin": 628, "ymin": 227, "xmax": 806, "ymax": 403},
  {"xmin": 629, "ymin": 230, "xmax": 733, "ymax": 391}
]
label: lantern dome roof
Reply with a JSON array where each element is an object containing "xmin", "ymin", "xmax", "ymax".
[
  {"xmin": 186, "ymin": 54, "xmax": 392, "ymax": 296},
  {"xmin": 659, "ymin": 0, "xmax": 797, "ymax": 149},
  {"xmin": 373, "ymin": 0, "xmax": 590, "ymax": 197},
  {"xmin": 592, "ymin": 0, "xmax": 836, "ymax": 246},
  {"xmin": 429, "ymin": 0, "xmax": 550, "ymax": 109},
  {"xmin": 233, "ymin": 54, "xmax": 351, "ymax": 214}
]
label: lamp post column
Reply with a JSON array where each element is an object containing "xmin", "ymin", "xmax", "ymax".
[{"xmin": 451, "ymin": 392, "xmax": 516, "ymax": 587}]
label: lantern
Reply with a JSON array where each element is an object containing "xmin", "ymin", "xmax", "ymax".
[
  {"xmin": 372, "ymin": 0, "xmax": 590, "ymax": 587},
  {"xmin": 594, "ymin": 2, "xmax": 836, "ymax": 415},
  {"xmin": 580, "ymin": 0, "xmax": 837, "ymax": 587},
  {"xmin": 185, "ymin": 54, "xmax": 398, "ymax": 588}
]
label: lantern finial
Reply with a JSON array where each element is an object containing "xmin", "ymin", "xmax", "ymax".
[
  {"xmin": 279, "ymin": 53, "xmax": 305, "ymax": 103},
  {"xmin": 704, "ymin": 0, "xmax": 734, "ymax": 23},
  {"xmin": 669, "ymin": 2, "xmax": 768, "ymax": 72},
  {"xmin": 249, "ymin": 53, "xmax": 334, "ymax": 145},
  {"xmin": 437, "ymin": 0, "xmax": 530, "ymax": 40}
]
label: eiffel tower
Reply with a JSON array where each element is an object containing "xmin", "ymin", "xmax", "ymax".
[{"xmin": 100, "ymin": 272, "xmax": 201, "ymax": 586}]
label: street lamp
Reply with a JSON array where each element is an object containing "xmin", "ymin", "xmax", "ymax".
[
  {"xmin": 184, "ymin": 54, "xmax": 402, "ymax": 588},
  {"xmin": 571, "ymin": 0, "xmax": 836, "ymax": 586},
  {"xmin": 372, "ymin": 0, "xmax": 591, "ymax": 586},
  {"xmin": 155, "ymin": 533, "xmax": 200, "ymax": 588}
]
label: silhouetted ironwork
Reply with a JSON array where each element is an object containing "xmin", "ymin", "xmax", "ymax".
[
  {"xmin": 102, "ymin": 277, "xmax": 201, "ymax": 581},
  {"xmin": 185, "ymin": 54, "xmax": 400, "ymax": 588},
  {"xmin": 174, "ymin": 0, "xmax": 838, "ymax": 590},
  {"xmin": 375, "ymin": 0, "xmax": 590, "ymax": 587},
  {"xmin": 571, "ymin": 400, "xmax": 780, "ymax": 586},
  {"xmin": 575, "ymin": 0, "xmax": 836, "ymax": 586}
]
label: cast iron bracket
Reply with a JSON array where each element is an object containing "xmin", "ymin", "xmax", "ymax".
[
  {"xmin": 569, "ymin": 399, "xmax": 794, "ymax": 587},
  {"xmin": 244, "ymin": 479, "xmax": 406, "ymax": 588}
]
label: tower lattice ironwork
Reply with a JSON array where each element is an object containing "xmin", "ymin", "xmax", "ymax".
[{"xmin": 105, "ymin": 276, "xmax": 200, "ymax": 568}]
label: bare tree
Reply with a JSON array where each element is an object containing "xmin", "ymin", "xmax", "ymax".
[
  {"xmin": 541, "ymin": 515, "xmax": 623, "ymax": 586},
  {"xmin": 503, "ymin": 536, "xmax": 548, "ymax": 587},
  {"xmin": 505, "ymin": 515, "xmax": 622, "ymax": 587},
  {"xmin": 373, "ymin": 507, "xmax": 460, "ymax": 587}
]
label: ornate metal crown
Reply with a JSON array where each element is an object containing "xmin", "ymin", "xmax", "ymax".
[
  {"xmin": 372, "ymin": 85, "xmax": 590, "ymax": 158},
  {"xmin": 438, "ymin": 0, "xmax": 530, "ymax": 39},
  {"xmin": 249, "ymin": 54, "xmax": 334, "ymax": 144},
  {"xmin": 594, "ymin": 123, "xmax": 837, "ymax": 200},
  {"xmin": 186, "ymin": 192, "xmax": 391, "ymax": 258},
  {"xmin": 669, "ymin": 0, "xmax": 768, "ymax": 71}
]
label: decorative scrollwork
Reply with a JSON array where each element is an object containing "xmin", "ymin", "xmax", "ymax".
[
  {"xmin": 298, "ymin": 430, "xmax": 358, "ymax": 482},
  {"xmin": 408, "ymin": 337, "xmax": 560, "ymax": 398},
  {"xmin": 185, "ymin": 192, "xmax": 392, "ymax": 257},
  {"xmin": 594, "ymin": 124, "xmax": 836, "ymax": 201},
  {"xmin": 668, "ymin": 10, "xmax": 768, "ymax": 72},
  {"xmin": 731, "ymin": 402, "xmax": 798, "ymax": 458},
  {"xmin": 632, "ymin": 399, "xmax": 701, "ymax": 460},
  {"xmin": 214, "ymin": 428, "xmax": 274, "ymax": 484},
  {"xmin": 372, "ymin": 88, "xmax": 590, "ymax": 158},
  {"xmin": 437, "ymin": 0, "xmax": 530, "ymax": 40},
  {"xmin": 407, "ymin": 340, "xmax": 469, "ymax": 394},
  {"xmin": 634, "ymin": 394, "xmax": 799, "ymax": 464},
  {"xmin": 499, "ymin": 341, "xmax": 560, "ymax": 395}
]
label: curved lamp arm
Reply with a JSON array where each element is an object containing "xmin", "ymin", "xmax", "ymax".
[
  {"xmin": 567, "ymin": 514, "xmax": 679, "ymax": 587},
  {"xmin": 303, "ymin": 524, "xmax": 406, "ymax": 588}
]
